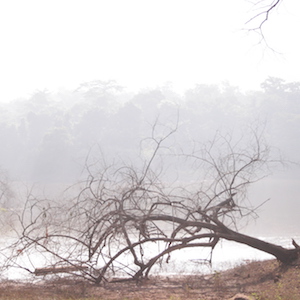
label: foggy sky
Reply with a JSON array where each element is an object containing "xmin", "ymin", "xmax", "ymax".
[{"xmin": 0, "ymin": 1, "xmax": 300, "ymax": 102}]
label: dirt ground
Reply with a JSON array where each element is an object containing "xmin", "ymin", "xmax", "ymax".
[{"xmin": 0, "ymin": 258, "xmax": 300, "ymax": 300}]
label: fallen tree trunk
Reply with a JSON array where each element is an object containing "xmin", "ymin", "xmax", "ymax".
[
  {"xmin": 147, "ymin": 214, "xmax": 300, "ymax": 264},
  {"xmin": 35, "ymin": 265, "xmax": 88, "ymax": 276},
  {"xmin": 218, "ymin": 229, "xmax": 300, "ymax": 264}
]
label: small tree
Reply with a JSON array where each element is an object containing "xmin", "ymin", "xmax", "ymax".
[{"xmin": 2, "ymin": 124, "xmax": 299, "ymax": 283}]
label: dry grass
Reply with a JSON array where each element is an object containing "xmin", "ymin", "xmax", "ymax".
[{"xmin": 0, "ymin": 258, "xmax": 300, "ymax": 300}]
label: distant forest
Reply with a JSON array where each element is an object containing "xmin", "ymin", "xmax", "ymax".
[{"xmin": 0, "ymin": 77, "xmax": 299, "ymax": 184}]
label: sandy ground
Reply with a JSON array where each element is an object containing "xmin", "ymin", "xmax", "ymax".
[{"xmin": 0, "ymin": 258, "xmax": 300, "ymax": 299}]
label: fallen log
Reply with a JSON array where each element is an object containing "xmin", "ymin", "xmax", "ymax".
[{"xmin": 34, "ymin": 265, "xmax": 88, "ymax": 276}]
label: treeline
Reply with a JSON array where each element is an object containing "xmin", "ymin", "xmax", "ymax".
[{"xmin": 0, "ymin": 77, "xmax": 299, "ymax": 183}]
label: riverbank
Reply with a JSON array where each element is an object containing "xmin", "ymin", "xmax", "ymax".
[{"xmin": 0, "ymin": 258, "xmax": 299, "ymax": 299}]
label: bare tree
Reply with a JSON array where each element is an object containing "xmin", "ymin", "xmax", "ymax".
[{"xmin": 2, "ymin": 124, "xmax": 299, "ymax": 284}]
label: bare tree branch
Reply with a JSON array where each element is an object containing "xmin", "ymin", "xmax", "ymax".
[{"xmin": 245, "ymin": 0, "xmax": 283, "ymax": 50}]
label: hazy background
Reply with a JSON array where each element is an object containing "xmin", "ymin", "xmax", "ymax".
[
  {"xmin": 0, "ymin": 1, "xmax": 299, "ymax": 238},
  {"xmin": 1, "ymin": 0, "xmax": 300, "ymax": 100}
]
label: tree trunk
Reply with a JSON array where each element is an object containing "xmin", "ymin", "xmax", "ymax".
[
  {"xmin": 219, "ymin": 228, "xmax": 299, "ymax": 264},
  {"xmin": 147, "ymin": 214, "xmax": 300, "ymax": 264}
]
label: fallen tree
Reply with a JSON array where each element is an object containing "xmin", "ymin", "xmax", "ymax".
[{"xmin": 2, "ymin": 124, "xmax": 299, "ymax": 283}]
